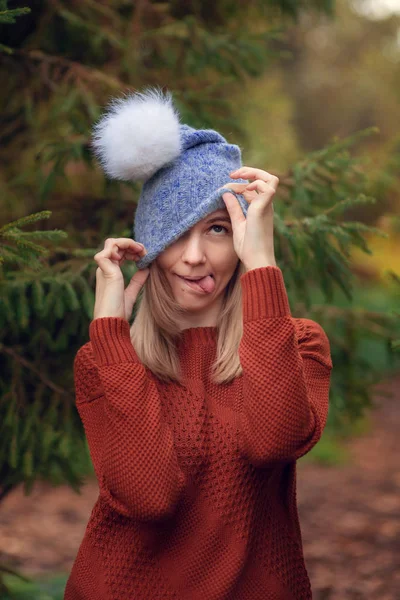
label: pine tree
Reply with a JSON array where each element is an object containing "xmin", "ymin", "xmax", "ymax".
[{"xmin": 1, "ymin": 0, "xmax": 399, "ymax": 589}]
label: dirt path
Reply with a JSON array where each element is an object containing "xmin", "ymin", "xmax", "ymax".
[
  {"xmin": 1, "ymin": 374, "xmax": 399, "ymax": 599},
  {"xmin": 296, "ymin": 373, "xmax": 400, "ymax": 599}
]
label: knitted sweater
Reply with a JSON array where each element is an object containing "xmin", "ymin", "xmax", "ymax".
[{"xmin": 64, "ymin": 266, "xmax": 333, "ymax": 600}]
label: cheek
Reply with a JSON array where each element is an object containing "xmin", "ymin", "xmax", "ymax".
[
  {"xmin": 156, "ymin": 250, "xmax": 176, "ymax": 276},
  {"xmin": 216, "ymin": 252, "xmax": 240, "ymax": 272}
]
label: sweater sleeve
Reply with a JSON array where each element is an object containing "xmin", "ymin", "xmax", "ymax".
[
  {"xmin": 73, "ymin": 317, "xmax": 186, "ymax": 521},
  {"xmin": 238, "ymin": 266, "xmax": 333, "ymax": 467}
]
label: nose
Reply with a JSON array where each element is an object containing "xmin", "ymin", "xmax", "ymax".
[{"xmin": 180, "ymin": 235, "xmax": 207, "ymax": 265}]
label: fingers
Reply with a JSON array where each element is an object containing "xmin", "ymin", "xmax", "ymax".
[
  {"xmin": 107, "ymin": 238, "xmax": 146, "ymax": 256},
  {"xmin": 230, "ymin": 167, "xmax": 279, "ymax": 191},
  {"xmin": 246, "ymin": 179, "xmax": 277, "ymax": 196},
  {"xmin": 221, "ymin": 182, "xmax": 248, "ymax": 193},
  {"xmin": 94, "ymin": 238, "xmax": 146, "ymax": 261},
  {"xmin": 222, "ymin": 191, "xmax": 247, "ymax": 224},
  {"xmin": 94, "ymin": 238, "xmax": 147, "ymax": 278},
  {"xmin": 222, "ymin": 179, "xmax": 275, "ymax": 204},
  {"xmin": 244, "ymin": 180, "xmax": 276, "ymax": 214}
]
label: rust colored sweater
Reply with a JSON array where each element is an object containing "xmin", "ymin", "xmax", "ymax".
[{"xmin": 64, "ymin": 266, "xmax": 332, "ymax": 600}]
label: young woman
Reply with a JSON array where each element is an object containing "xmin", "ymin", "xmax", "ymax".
[{"xmin": 64, "ymin": 88, "xmax": 332, "ymax": 600}]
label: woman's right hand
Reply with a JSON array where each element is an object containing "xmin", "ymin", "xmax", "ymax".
[{"xmin": 93, "ymin": 238, "xmax": 150, "ymax": 322}]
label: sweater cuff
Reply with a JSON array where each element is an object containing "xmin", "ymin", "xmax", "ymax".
[
  {"xmin": 240, "ymin": 266, "xmax": 291, "ymax": 320},
  {"xmin": 89, "ymin": 317, "xmax": 138, "ymax": 366}
]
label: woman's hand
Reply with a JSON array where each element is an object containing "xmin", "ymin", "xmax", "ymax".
[
  {"xmin": 221, "ymin": 166, "xmax": 278, "ymax": 270},
  {"xmin": 93, "ymin": 238, "xmax": 150, "ymax": 321}
]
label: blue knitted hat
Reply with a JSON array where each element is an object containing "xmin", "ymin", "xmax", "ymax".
[{"xmin": 92, "ymin": 87, "xmax": 249, "ymax": 270}]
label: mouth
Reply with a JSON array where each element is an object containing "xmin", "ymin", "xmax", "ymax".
[
  {"xmin": 176, "ymin": 274, "xmax": 214, "ymax": 281},
  {"xmin": 175, "ymin": 273, "xmax": 215, "ymax": 294}
]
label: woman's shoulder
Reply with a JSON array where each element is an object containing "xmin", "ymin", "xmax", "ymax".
[
  {"xmin": 73, "ymin": 341, "xmax": 105, "ymax": 404},
  {"xmin": 74, "ymin": 341, "xmax": 98, "ymax": 384},
  {"xmin": 291, "ymin": 317, "xmax": 328, "ymax": 338},
  {"xmin": 290, "ymin": 317, "xmax": 333, "ymax": 368},
  {"xmin": 74, "ymin": 340, "xmax": 96, "ymax": 369}
]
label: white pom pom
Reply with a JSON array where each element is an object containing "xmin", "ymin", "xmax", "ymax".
[{"xmin": 92, "ymin": 87, "xmax": 182, "ymax": 181}]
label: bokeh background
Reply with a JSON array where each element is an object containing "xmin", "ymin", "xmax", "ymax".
[{"xmin": 1, "ymin": 0, "xmax": 400, "ymax": 598}]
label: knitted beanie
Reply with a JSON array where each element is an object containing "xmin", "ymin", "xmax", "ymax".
[{"xmin": 92, "ymin": 87, "xmax": 249, "ymax": 270}]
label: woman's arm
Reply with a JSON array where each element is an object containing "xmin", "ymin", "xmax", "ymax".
[
  {"xmin": 238, "ymin": 266, "xmax": 333, "ymax": 468},
  {"xmin": 74, "ymin": 317, "xmax": 186, "ymax": 521}
]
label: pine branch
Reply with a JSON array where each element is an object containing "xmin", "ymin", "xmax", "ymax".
[
  {"xmin": 0, "ymin": 343, "xmax": 73, "ymax": 398},
  {"xmin": 0, "ymin": 3, "xmax": 31, "ymax": 54},
  {"xmin": 0, "ymin": 7, "xmax": 30, "ymax": 24},
  {"xmin": 0, "ymin": 211, "xmax": 52, "ymax": 231},
  {"xmin": 0, "ymin": 212, "xmax": 68, "ymax": 268},
  {"xmin": 10, "ymin": 48, "xmax": 127, "ymax": 90}
]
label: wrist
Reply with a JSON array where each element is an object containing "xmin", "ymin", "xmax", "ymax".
[
  {"xmin": 92, "ymin": 315, "xmax": 126, "ymax": 321},
  {"xmin": 244, "ymin": 258, "xmax": 277, "ymax": 272}
]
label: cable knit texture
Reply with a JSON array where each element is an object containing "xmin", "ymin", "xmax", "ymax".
[{"xmin": 64, "ymin": 266, "xmax": 333, "ymax": 600}]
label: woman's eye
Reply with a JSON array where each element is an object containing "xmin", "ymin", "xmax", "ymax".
[{"xmin": 210, "ymin": 224, "xmax": 228, "ymax": 234}]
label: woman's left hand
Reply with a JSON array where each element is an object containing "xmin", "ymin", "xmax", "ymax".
[{"xmin": 221, "ymin": 166, "xmax": 278, "ymax": 270}]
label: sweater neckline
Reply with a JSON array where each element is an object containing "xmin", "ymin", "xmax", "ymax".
[{"xmin": 177, "ymin": 326, "xmax": 218, "ymax": 346}]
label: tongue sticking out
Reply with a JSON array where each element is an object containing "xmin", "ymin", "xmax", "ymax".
[
  {"xmin": 198, "ymin": 275, "xmax": 215, "ymax": 293},
  {"xmin": 182, "ymin": 275, "xmax": 216, "ymax": 293}
]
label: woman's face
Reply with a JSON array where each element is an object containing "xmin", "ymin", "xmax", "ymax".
[{"xmin": 155, "ymin": 208, "xmax": 240, "ymax": 327}]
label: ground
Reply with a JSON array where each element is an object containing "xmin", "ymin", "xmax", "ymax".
[{"xmin": 0, "ymin": 374, "xmax": 399, "ymax": 599}]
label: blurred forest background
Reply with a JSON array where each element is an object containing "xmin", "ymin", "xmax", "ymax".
[{"xmin": 1, "ymin": 0, "xmax": 400, "ymax": 598}]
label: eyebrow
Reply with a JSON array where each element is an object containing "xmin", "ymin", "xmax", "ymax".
[{"xmin": 204, "ymin": 215, "xmax": 231, "ymax": 225}]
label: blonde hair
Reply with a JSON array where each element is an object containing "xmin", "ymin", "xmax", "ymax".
[{"xmin": 130, "ymin": 259, "xmax": 246, "ymax": 385}]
